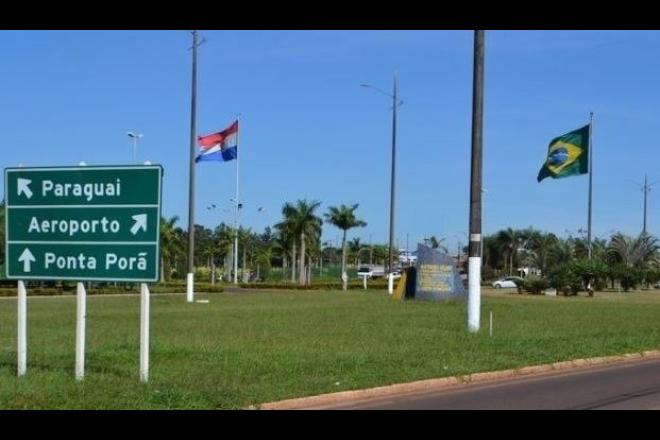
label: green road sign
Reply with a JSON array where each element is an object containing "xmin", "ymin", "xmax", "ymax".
[{"xmin": 5, "ymin": 165, "xmax": 163, "ymax": 282}]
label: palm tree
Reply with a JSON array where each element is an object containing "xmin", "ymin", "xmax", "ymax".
[
  {"xmin": 496, "ymin": 228, "xmax": 523, "ymax": 275},
  {"xmin": 607, "ymin": 232, "xmax": 660, "ymax": 269},
  {"xmin": 372, "ymin": 244, "xmax": 389, "ymax": 266},
  {"xmin": 293, "ymin": 200, "xmax": 322, "ymax": 285},
  {"xmin": 238, "ymin": 226, "xmax": 255, "ymax": 282},
  {"xmin": 275, "ymin": 204, "xmax": 298, "ymax": 282},
  {"xmin": 424, "ymin": 235, "xmax": 448, "ymax": 253},
  {"xmin": 278, "ymin": 200, "xmax": 323, "ymax": 285},
  {"xmin": 528, "ymin": 232, "xmax": 559, "ymax": 276},
  {"xmin": 214, "ymin": 222, "xmax": 236, "ymax": 280},
  {"xmin": 348, "ymin": 237, "xmax": 362, "ymax": 266},
  {"xmin": 325, "ymin": 204, "xmax": 367, "ymax": 290},
  {"xmin": 160, "ymin": 216, "xmax": 183, "ymax": 282}
]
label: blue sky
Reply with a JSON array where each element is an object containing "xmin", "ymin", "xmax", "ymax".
[{"xmin": 1, "ymin": 30, "xmax": 658, "ymax": 251}]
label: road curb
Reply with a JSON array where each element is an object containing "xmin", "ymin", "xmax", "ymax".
[{"xmin": 255, "ymin": 349, "xmax": 660, "ymax": 410}]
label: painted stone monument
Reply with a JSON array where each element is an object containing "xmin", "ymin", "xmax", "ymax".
[{"xmin": 407, "ymin": 244, "xmax": 466, "ymax": 301}]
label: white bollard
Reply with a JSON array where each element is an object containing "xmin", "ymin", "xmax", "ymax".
[
  {"xmin": 388, "ymin": 273, "xmax": 394, "ymax": 295},
  {"xmin": 17, "ymin": 280, "xmax": 27, "ymax": 377},
  {"xmin": 186, "ymin": 272, "xmax": 194, "ymax": 303},
  {"xmin": 489, "ymin": 310, "xmax": 493, "ymax": 337},
  {"xmin": 363, "ymin": 275, "xmax": 367, "ymax": 290},
  {"xmin": 140, "ymin": 283, "xmax": 150, "ymax": 383},
  {"xmin": 75, "ymin": 282, "xmax": 86, "ymax": 381}
]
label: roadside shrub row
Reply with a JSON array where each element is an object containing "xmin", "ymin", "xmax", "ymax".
[
  {"xmin": 239, "ymin": 280, "xmax": 389, "ymax": 290},
  {"xmin": 0, "ymin": 283, "xmax": 224, "ymax": 297}
]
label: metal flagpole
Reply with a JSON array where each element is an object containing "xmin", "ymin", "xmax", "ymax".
[
  {"xmin": 233, "ymin": 115, "xmax": 240, "ymax": 284},
  {"xmin": 587, "ymin": 112, "xmax": 594, "ymax": 262}
]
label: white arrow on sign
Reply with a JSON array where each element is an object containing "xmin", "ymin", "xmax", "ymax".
[
  {"xmin": 17, "ymin": 178, "xmax": 33, "ymax": 199},
  {"xmin": 19, "ymin": 248, "xmax": 36, "ymax": 272},
  {"xmin": 131, "ymin": 214, "xmax": 148, "ymax": 235}
]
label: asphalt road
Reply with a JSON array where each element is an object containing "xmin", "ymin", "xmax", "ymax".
[{"xmin": 311, "ymin": 357, "xmax": 660, "ymax": 410}]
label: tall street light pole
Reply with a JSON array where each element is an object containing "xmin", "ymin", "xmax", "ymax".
[
  {"xmin": 629, "ymin": 175, "xmax": 659, "ymax": 235},
  {"xmin": 230, "ymin": 198, "xmax": 242, "ymax": 284},
  {"xmin": 389, "ymin": 73, "xmax": 398, "ymax": 278},
  {"xmin": 468, "ymin": 30, "xmax": 485, "ymax": 333},
  {"xmin": 641, "ymin": 175, "xmax": 660, "ymax": 235},
  {"xmin": 127, "ymin": 132, "xmax": 143, "ymax": 163},
  {"xmin": 361, "ymin": 72, "xmax": 402, "ymax": 281},
  {"xmin": 644, "ymin": 175, "xmax": 648, "ymax": 235}
]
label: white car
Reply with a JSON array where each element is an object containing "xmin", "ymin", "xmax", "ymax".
[
  {"xmin": 357, "ymin": 265, "xmax": 387, "ymax": 279},
  {"xmin": 357, "ymin": 266, "xmax": 374, "ymax": 278},
  {"xmin": 398, "ymin": 251, "xmax": 417, "ymax": 265},
  {"xmin": 492, "ymin": 277, "xmax": 522, "ymax": 289}
]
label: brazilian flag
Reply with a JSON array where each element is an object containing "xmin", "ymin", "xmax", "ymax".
[{"xmin": 537, "ymin": 124, "xmax": 590, "ymax": 182}]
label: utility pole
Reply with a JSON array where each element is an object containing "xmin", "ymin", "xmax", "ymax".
[
  {"xmin": 468, "ymin": 30, "xmax": 485, "ymax": 333},
  {"xmin": 186, "ymin": 30, "xmax": 203, "ymax": 303},
  {"xmin": 587, "ymin": 112, "xmax": 594, "ymax": 262}
]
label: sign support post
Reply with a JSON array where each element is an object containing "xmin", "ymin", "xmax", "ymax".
[
  {"xmin": 17, "ymin": 280, "xmax": 27, "ymax": 377},
  {"xmin": 140, "ymin": 282, "xmax": 149, "ymax": 383},
  {"xmin": 75, "ymin": 281, "xmax": 86, "ymax": 380},
  {"xmin": 5, "ymin": 165, "xmax": 162, "ymax": 382}
]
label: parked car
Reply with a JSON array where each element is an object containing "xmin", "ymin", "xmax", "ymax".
[
  {"xmin": 357, "ymin": 265, "xmax": 386, "ymax": 279},
  {"xmin": 357, "ymin": 266, "xmax": 374, "ymax": 278},
  {"xmin": 492, "ymin": 276, "xmax": 523, "ymax": 289},
  {"xmin": 398, "ymin": 250, "xmax": 417, "ymax": 265}
]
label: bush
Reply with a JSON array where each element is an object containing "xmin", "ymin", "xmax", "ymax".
[
  {"xmin": 548, "ymin": 265, "xmax": 582, "ymax": 296},
  {"xmin": 570, "ymin": 259, "xmax": 608, "ymax": 295},
  {"xmin": 620, "ymin": 270, "xmax": 643, "ymax": 292},
  {"xmin": 481, "ymin": 265, "xmax": 498, "ymax": 282},
  {"xmin": 195, "ymin": 267, "xmax": 212, "ymax": 282},
  {"xmin": 522, "ymin": 276, "xmax": 550, "ymax": 295}
]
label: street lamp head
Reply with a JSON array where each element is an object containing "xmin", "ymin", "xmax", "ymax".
[{"xmin": 127, "ymin": 132, "xmax": 144, "ymax": 139}]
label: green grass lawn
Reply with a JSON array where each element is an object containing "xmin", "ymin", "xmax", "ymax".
[
  {"xmin": 265, "ymin": 265, "xmax": 358, "ymax": 282},
  {"xmin": 1, "ymin": 289, "xmax": 660, "ymax": 409}
]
